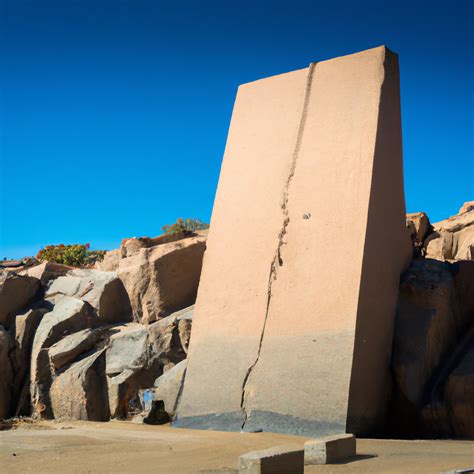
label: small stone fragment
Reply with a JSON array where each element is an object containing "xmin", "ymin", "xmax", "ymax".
[
  {"xmin": 304, "ymin": 434, "xmax": 356, "ymax": 465},
  {"xmin": 239, "ymin": 445, "xmax": 304, "ymax": 474}
]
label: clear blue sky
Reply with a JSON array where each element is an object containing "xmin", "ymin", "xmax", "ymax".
[{"xmin": 1, "ymin": 0, "xmax": 473, "ymax": 258}]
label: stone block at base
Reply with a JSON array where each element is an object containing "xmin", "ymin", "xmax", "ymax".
[
  {"xmin": 239, "ymin": 445, "xmax": 304, "ymax": 473},
  {"xmin": 304, "ymin": 434, "xmax": 356, "ymax": 465}
]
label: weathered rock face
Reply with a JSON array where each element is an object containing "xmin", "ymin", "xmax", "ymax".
[
  {"xmin": 10, "ymin": 304, "xmax": 50, "ymax": 417},
  {"xmin": 391, "ymin": 259, "xmax": 459, "ymax": 434},
  {"xmin": 50, "ymin": 349, "xmax": 110, "ymax": 421},
  {"xmin": 0, "ymin": 234, "xmax": 200, "ymax": 422},
  {"xmin": 0, "ymin": 327, "xmax": 13, "ymax": 419},
  {"xmin": 106, "ymin": 308, "xmax": 191, "ymax": 419},
  {"xmin": 444, "ymin": 342, "xmax": 474, "ymax": 438},
  {"xmin": 406, "ymin": 212, "xmax": 431, "ymax": 247},
  {"xmin": 49, "ymin": 327, "xmax": 108, "ymax": 371},
  {"xmin": 424, "ymin": 204, "xmax": 474, "ymax": 261},
  {"xmin": 177, "ymin": 46, "xmax": 411, "ymax": 437},
  {"xmin": 120, "ymin": 232, "xmax": 193, "ymax": 258},
  {"xmin": 46, "ymin": 269, "xmax": 132, "ymax": 324},
  {"xmin": 146, "ymin": 359, "xmax": 187, "ymax": 423},
  {"xmin": 106, "ymin": 323, "xmax": 156, "ymax": 419},
  {"xmin": 23, "ymin": 262, "xmax": 73, "ymax": 287},
  {"xmin": 459, "ymin": 201, "xmax": 474, "ymax": 215},
  {"xmin": 117, "ymin": 237, "xmax": 205, "ymax": 324},
  {"xmin": 147, "ymin": 306, "xmax": 192, "ymax": 369},
  {"xmin": 391, "ymin": 257, "xmax": 474, "ymax": 438},
  {"xmin": 176, "ymin": 306, "xmax": 193, "ymax": 354},
  {"xmin": 0, "ymin": 274, "xmax": 40, "ymax": 329},
  {"xmin": 30, "ymin": 296, "xmax": 96, "ymax": 417},
  {"xmin": 95, "ymin": 249, "xmax": 121, "ymax": 272}
]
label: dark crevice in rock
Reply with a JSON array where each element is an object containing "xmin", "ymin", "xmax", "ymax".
[{"xmin": 239, "ymin": 62, "xmax": 317, "ymax": 430}]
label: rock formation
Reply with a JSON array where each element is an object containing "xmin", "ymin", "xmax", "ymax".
[
  {"xmin": 0, "ymin": 327, "xmax": 13, "ymax": 419},
  {"xmin": 424, "ymin": 203, "xmax": 474, "ymax": 261},
  {"xmin": 0, "ymin": 274, "xmax": 40, "ymax": 328},
  {"xmin": 98, "ymin": 233, "xmax": 206, "ymax": 324},
  {"xmin": 390, "ymin": 202, "xmax": 474, "ymax": 438},
  {"xmin": 141, "ymin": 359, "xmax": 187, "ymax": 424},
  {"xmin": 0, "ymin": 230, "xmax": 203, "ymax": 423},
  {"xmin": 176, "ymin": 46, "xmax": 412, "ymax": 437},
  {"xmin": 50, "ymin": 349, "xmax": 110, "ymax": 422}
]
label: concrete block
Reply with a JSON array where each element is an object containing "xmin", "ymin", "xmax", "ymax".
[
  {"xmin": 304, "ymin": 434, "xmax": 356, "ymax": 465},
  {"xmin": 176, "ymin": 46, "xmax": 412, "ymax": 437},
  {"xmin": 239, "ymin": 445, "xmax": 304, "ymax": 474}
]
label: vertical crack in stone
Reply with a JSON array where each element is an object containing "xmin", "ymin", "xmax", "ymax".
[{"xmin": 240, "ymin": 62, "xmax": 317, "ymax": 429}]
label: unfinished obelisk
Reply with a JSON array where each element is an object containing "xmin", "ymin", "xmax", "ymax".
[{"xmin": 175, "ymin": 46, "xmax": 412, "ymax": 436}]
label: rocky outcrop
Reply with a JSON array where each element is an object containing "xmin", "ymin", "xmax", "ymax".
[
  {"xmin": 147, "ymin": 307, "xmax": 192, "ymax": 369},
  {"xmin": 117, "ymin": 236, "xmax": 206, "ymax": 324},
  {"xmin": 50, "ymin": 349, "xmax": 110, "ymax": 421},
  {"xmin": 0, "ymin": 327, "xmax": 13, "ymax": 419},
  {"xmin": 30, "ymin": 296, "xmax": 96, "ymax": 417},
  {"xmin": 0, "ymin": 274, "xmax": 40, "ymax": 329},
  {"xmin": 120, "ymin": 232, "xmax": 193, "ymax": 258},
  {"xmin": 390, "ymin": 203, "xmax": 474, "ymax": 437},
  {"xmin": 176, "ymin": 306, "xmax": 193, "ymax": 354},
  {"xmin": 143, "ymin": 359, "xmax": 187, "ymax": 424},
  {"xmin": 10, "ymin": 304, "xmax": 50, "ymax": 416},
  {"xmin": 106, "ymin": 323, "xmax": 154, "ymax": 418},
  {"xmin": 49, "ymin": 327, "xmax": 108, "ymax": 370},
  {"xmin": 46, "ymin": 269, "xmax": 132, "ymax": 324},
  {"xmin": 391, "ymin": 259, "xmax": 459, "ymax": 434},
  {"xmin": 95, "ymin": 249, "xmax": 121, "ymax": 272},
  {"xmin": 391, "ymin": 255, "xmax": 474, "ymax": 438},
  {"xmin": 105, "ymin": 307, "xmax": 192, "ymax": 419},
  {"xmin": 23, "ymin": 262, "xmax": 73, "ymax": 286},
  {"xmin": 423, "ymin": 203, "xmax": 474, "ymax": 261},
  {"xmin": 406, "ymin": 212, "xmax": 431, "ymax": 247},
  {"xmin": 459, "ymin": 201, "xmax": 474, "ymax": 215},
  {"xmin": 0, "ymin": 229, "xmax": 203, "ymax": 422}
]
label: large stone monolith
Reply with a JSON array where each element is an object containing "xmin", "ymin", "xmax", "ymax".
[{"xmin": 175, "ymin": 46, "xmax": 412, "ymax": 436}]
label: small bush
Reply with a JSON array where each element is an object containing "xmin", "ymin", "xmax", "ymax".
[
  {"xmin": 36, "ymin": 243, "xmax": 106, "ymax": 267},
  {"xmin": 161, "ymin": 218, "xmax": 209, "ymax": 235}
]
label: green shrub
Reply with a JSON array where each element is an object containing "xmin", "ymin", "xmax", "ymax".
[
  {"xmin": 36, "ymin": 243, "xmax": 106, "ymax": 267},
  {"xmin": 161, "ymin": 217, "xmax": 209, "ymax": 235}
]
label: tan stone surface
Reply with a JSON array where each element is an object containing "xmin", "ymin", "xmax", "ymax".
[
  {"xmin": 95, "ymin": 248, "xmax": 121, "ymax": 271},
  {"xmin": 50, "ymin": 350, "xmax": 109, "ymax": 421},
  {"xmin": 0, "ymin": 274, "xmax": 40, "ymax": 329},
  {"xmin": 177, "ymin": 46, "xmax": 411, "ymax": 436},
  {"xmin": 117, "ymin": 235, "xmax": 205, "ymax": 324},
  {"xmin": 1, "ymin": 421, "xmax": 473, "ymax": 474},
  {"xmin": 459, "ymin": 201, "xmax": 474, "ymax": 214},
  {"xmin": 24, "ymin": 261, "xmax": 73, "ymax": 286},
  {"xmin": 30, "ymin": 297, "xmax": 96, "ymax": 417},
  {"xmin": 406, "ymin": 212, "xmax": 431, "ymax": 244},
  {"xmin": 120, "ymin": 232, "xmax": 193, "ymax": 257},
  {"xmin": 424, "ymin": 206, "xmax": 474, "ymax": 261},
  {"xmin": 239, "ymin": 444, "xmax": 304, "ymax": 473},
  {"xmin": 46, "ymin": 269, "xmax": 132, "ymax": 324}
]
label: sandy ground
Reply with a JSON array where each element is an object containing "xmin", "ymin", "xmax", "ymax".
[{"xmin": 0, "ymin": 420, "xmax": 473, "ymax": 473}]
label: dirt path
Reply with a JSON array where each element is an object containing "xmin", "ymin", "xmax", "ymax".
[{"xmin": 0, "ymin": 420, "xmax": 473, "ymax": 473}]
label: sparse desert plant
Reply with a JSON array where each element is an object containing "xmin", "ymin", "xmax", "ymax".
[
  {"xmin": 161, "ymin": 218, "xmax": 209, "ymax": 235},
  {"xmin": 36, "ymin": 243, "xmax": 106, "ymax": 267}
]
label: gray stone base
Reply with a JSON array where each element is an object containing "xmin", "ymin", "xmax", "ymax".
[{"xmin": 173, "ymin": 409, "xmax": 345, "ymax": 438}]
